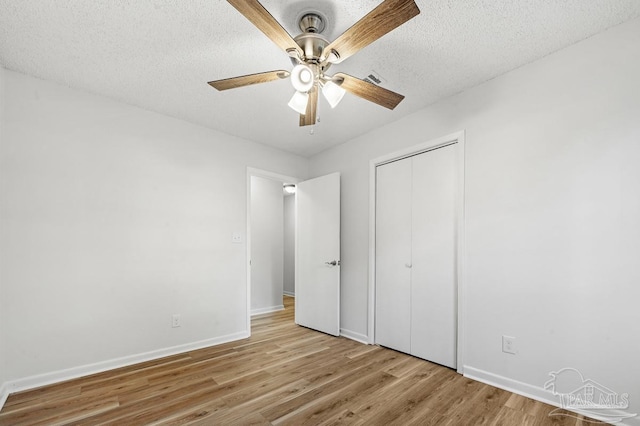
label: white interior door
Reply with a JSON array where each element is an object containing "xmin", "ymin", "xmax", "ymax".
[
  {"xmin": 411, "ymin": 145, "xmax": 457, "ymax": 368},
  {"xmin": 295, "ymin": 172, "xmax": 340, "ymax": 336},
  {"xmin": 375, "ymin": 159, "xmax": 412, "ymax": 354}
]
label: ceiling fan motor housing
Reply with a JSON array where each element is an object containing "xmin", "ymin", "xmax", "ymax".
[
  {"xmin": 293, "ymin": 34, "xmax": 330, "ymax": 65},
  {"xmin": 292, "ymin": 13, "xmax": 331, "ymax": 71},
  {"xmin": 298, "ymin": 13, "xmax": 325, "ymax": 34}
]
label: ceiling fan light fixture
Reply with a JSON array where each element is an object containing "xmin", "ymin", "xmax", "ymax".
[
  {"xmin": 322, "ymin": 80, "xmax": 346, "ymax": 108},
  {"xmin": 283, "ymin": 184, "xmax": 296, "ymax": 194},
  {"xmin": 288, "ymin": 91, "xmax": 309, "ymax": 115},
  {"xmin": 290, "ymin": 64, "xmax": 315, "ymax": 92}
]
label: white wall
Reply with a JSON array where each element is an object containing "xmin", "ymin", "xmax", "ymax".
[
  {"xmin": 283, "ymin": 194, "xmax": 295, "ymax": 296},
  {"xmin": 310, "ymin": 18, "xmax": 640, "ymax": 423},
  {"xmin": 250, "ymin": 176, "xmax": 284, "ymax": 314},
  {"xmin": 0, "ymin": 69, "xmax": 308, "ymax": 391},
  {"xmin": 0, "ymin": 65, "xmax": 7, "ymax": 399}
]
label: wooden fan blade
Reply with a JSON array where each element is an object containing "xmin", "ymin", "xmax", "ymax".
[
  {"xmin": 299, "ymin": 87, "xmax": 318, "ymax": 126},
  {"xmin": 208, "ymin": 70, "xmax": 289, "ymax": 91},
  {"xmin": 333, "ymin": 73, "xmax": 404, "ymax": 110},
  {"xmin": 228, "ymin": 0, "xmax": 304, "ymax": 59},
  {"xmin": 322, "ymin": 0, "xmax": 419, "ymax": 63}
]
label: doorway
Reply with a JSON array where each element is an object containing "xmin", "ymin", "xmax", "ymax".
[
  {"xmin": 247, "ymin": 168, "xmax": 298, "ymax": 323},
  {"xmin": 247, "ymin": 169, "xmax": 341, "ymax": 338}
]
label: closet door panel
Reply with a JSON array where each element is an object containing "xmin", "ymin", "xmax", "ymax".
[
  {"xmin": 375, "ymin": 159, "xmax": 412, "ymax": 354},
  {"xmin": 411, "ymin": 145, "xmax": 457, "ymax": 368}
]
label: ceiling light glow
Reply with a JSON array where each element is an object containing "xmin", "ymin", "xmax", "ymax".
[{"xmin": 291, "ymin": 64, "xmax": 315, "ymax": 92}]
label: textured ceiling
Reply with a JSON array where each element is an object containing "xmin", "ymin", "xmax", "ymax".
[{"xmin": 1, "ymin": 1, "xmax": 639, "ymax": 157}]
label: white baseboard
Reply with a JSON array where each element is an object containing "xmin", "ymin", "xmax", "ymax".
[
  {"xmin": 0, "ymin": 330, "xmax": 249, "ymax": 410},
  {"xmin": 283, "ymin": 291, "xmax": 295, "ymax": 297},
  {"xmin": 251, "ymin": 305, "xmax": 284, "ymax": 316},
  {"xmin": 0, "ymin": 381, "xmax": 9, "ymax": 411},
  {"xmin": 340, "ymin": 328, "xmax": 370, "ymax": 345},
  {"xmin": 464, "ymin": 366, "xmax": 638, "ymax": 426}
]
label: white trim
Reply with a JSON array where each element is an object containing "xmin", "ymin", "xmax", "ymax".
[
  {"xmin": 283, "ymin": 291, "xmax": 295, "ymax": 297},
  {"xmin": 246, "ymin": 168, "xmax": 300, "ymax": 338},
  {"xmin": 464, "ymin": 366, "xmax": 638, "ymax": 425},
  {"xmin": 340, "ymin": 329, "xmax": 369, "ymax": 345},
  {"xmin": 465, "ymin": 366, "xmax": 557, "ymax": 406},
  {"xmin": 1, "ymin": 331, "xmax": 248, "ymax": 399},
  {"xmin": 370, "ymin": 130, "xmax": 465, "ymax": 166},
  {"xmin": 455, "ymin": 133, "xmax": 466, "ymax": 374},
  {"xmin": 251, "ymin": 305, "xmax": 285, "ymax": 316},
  {"xmin": 367, "ymin": 157, "xmax": 377, "ymax": 344},
  {"xmin": 0, "ymin": 381, "xmax": 9, "ymax": 411},
  {"xmin": 367, "ymin": 130, "xmax": 466, "ymax": 372}
]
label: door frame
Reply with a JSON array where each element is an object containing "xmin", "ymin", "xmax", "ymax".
[
  {"xmin": 246, "ymin": 167, "xmax": 300, "ymax": 335},
  {"xmin": 367, "ymin": 130, "xmax": 466, "ymax": 374}
]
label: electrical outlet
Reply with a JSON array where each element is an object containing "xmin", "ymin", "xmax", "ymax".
[
  {"xmin": 232, "ymin": 232, "xmax": 242, "ymax": 244},
  {"xmin": 172, "ymin": 314, "xmax": 181, "ymax": 328},
  {"xmin": 502, "ymin": 335, "xmax": 516, "ymax": 354}
]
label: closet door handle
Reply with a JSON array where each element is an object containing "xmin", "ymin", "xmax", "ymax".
[
  {"xmin": 405, "ymin": 263, "xmax": 412, "ymax": 268},
  {"xmin": 325, "ymin": 260, "xmax": 340, "ymax": 266}
]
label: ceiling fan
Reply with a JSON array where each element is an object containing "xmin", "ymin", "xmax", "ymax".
[{"xmin": 208, "ymin": 0, "xmax": 420, "ymax": 127}]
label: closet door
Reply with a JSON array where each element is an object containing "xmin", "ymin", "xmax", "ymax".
[
  {"xmin": 375, "ymin": 159, "xmax": 412, "ymax": 354},
  {"xmin": 411, "ymin": 145, "xmax": 457, "ymax": 368}
]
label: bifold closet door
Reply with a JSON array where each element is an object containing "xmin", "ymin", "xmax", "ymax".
[
  {"xmin": 375, "ymin": 144, "xmax": 457, "ymax": 368},
  {"xmin": 375, "ymin": 158, "xmax": 412, "ymax": 354},
  {"xmin": 411, "ymin": 145, "xmax": 457, "ymax": 368}
]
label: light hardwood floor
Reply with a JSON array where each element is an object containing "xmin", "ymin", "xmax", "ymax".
[{"xmin": 0, "ymin": 296, "xmax": 599, "ymax": 425}]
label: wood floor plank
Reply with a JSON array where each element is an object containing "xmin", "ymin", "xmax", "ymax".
[
  {"xmin": 0, "ymin": 385, "xmax": 82, "ymax": 416},
  {"xmin": 490, "ymin": 406, "xmax": 539, "ymax": 426},
  {"xmin": 316, "ymin": 408, "xmax": 368, "ymax": 426},
  {"xmin": 445, "ymin": 384, "xmax": 513, "ymax": 425},
  {"xmin": 353, "ymin": 363, "xmax": 455, "ymax": 424},
  {"xmin": 259, "ymin": 348, "xmax": 402, "ymax": 422},
  {"xmin": 273, "ymin": 371, "xmax": 398, "ymax": 425},
  {"xmin": 212, "ymin": 342, "xmax": 331, "ymax": 385},
  {"xmin": 3, "ymin": 354, "xmax": 194, "ymax": 416},
  {"xmin": 0, "ymin": 295, "xmax": 600, "ymax": 425},
  {"xmin": 215, "ymin": 379, "xmax": 314, "ymax": 425},
  {"xmin": 0, "ymin": 396, "xmax": 119, "ymax": 426},
  {"xmin": 383, "ymin": 354, "xmax": 427, "ymax": 378},
  {"xmin": 63, "ymin": 378, "xmax": 220, "ymax": 426},
  {"xmin": 145, "ymin": 397, "xmax": 229, "ymax": 426}
]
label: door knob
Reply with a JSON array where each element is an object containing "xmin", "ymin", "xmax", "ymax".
[
  {"xmin": 405, "ymin": 263, "xmax": 412, "ymax": 268},
  {"xmin": 325, "ymin": 260, "xmax": 340, "ymax": 266}
]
